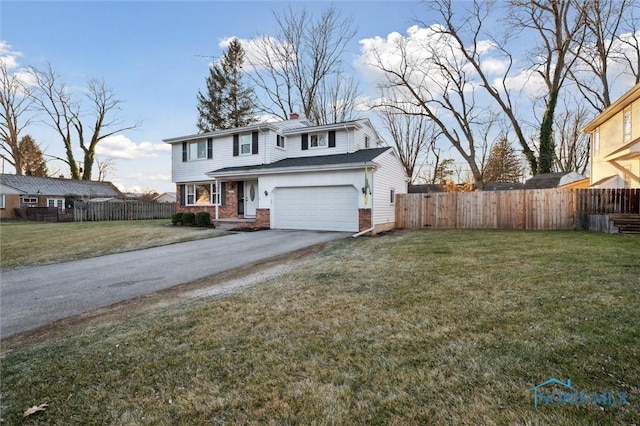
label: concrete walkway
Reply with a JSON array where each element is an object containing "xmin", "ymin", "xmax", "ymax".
[{"xmin": 0, "ymin": 230, "xmax": 349, "ymax": 338}]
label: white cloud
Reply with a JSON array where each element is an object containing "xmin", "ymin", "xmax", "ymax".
[
  {"xmin": 96, "ymin": 134, "xmax": 170, "ymax": 160},
  {"xmin": 0, "ymin": 40, "xmax": 22, "ymax": 69}
]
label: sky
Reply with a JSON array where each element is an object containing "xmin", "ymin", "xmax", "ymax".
[
  {"xmin": 1, "ymin": 1, "xmax": 637, "ymax": 193},
  {"xmin": 1, "ymin": 0, "xmax": 426, "ymax": 193}
]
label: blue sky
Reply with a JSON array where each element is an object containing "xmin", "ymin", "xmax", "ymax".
[
  {"xmin": 1, "ymin": 1, "xmax": 425, "ymax": 193},
  {"xmin": 1, "ymin": 1, "xmax": 637, "ymax": 192}
]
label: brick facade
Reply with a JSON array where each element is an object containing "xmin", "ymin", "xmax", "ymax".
[
  {"xmin": 176, "ymin": 182, "xmax": 241, "ymax": 219},
  {"xmin": 359, "ymin": 208, "xmax": 372, "ymax": 231},
  {"xmin": 255, "ymin": 208, "xmax": 271, "ymax": 228}
]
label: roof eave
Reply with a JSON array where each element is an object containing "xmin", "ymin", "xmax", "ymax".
[
  {"xmin": 582, "ymin": 83, "xmax": 640, "ymax": 133},
  {"xmin": 207, "ymin": 162, "xmax": 377, "ymax": 179},
  {"xmin": 163, "ymin": 123, "xmax": 278, "ymax": 144}
]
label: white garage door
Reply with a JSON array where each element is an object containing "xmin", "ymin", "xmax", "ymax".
[{"xmin": 273, "ymin": 186, "xmax": 358, "ymax": 232}]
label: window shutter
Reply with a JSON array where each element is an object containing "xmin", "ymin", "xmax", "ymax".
[
  {"xmin": 328, "ymin": 131, "xmax": 336, "ymax": 148},
  {"xmin": 182, "ymin": 143, "xmax": 187, "ymax": 162},
  {"xmin": 233, "ymin": 134, "xmax": 239, "ymax": 156},
  {"xmin": 252, "ymin": 131, "xmax": 259, "ymax": 154},
  {"xmin": 220, "ymin": 182, "xmax": 226, "ymax": 205},
  {"xmin": 180, "ymin": 185, "xmax": 185, "ymax": 206},
  {"xmin": 207, "ymin": 138, "xmax": 213, "ymax": 159},
  {"xmin": 301, "ymin": 133, "xmax": 308, "ymax": 150}
]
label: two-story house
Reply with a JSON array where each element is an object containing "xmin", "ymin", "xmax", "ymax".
[
  {"xmin": 583, "ymin": 83, "xmax": 640, "ymax": 188},
  {"xmin": 164, "ymin": 116, "xmax": 408, "ymax": 233}
]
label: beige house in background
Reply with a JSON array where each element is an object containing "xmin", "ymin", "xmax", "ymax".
[{"xmin": 583, "ymin": 82, "xmax": 640, "ymax": 188}]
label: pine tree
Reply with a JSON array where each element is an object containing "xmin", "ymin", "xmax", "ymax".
[
  {"xmin": 484, "ymin": 137, "xmax": 523, "ymax": 183},
  {"xmin": 197, "ymin": 38, "xmax": 256, "ymax": 132},
  {"xmin": 19, "ymin": 135, "xmax": 48, "ymax": 177}
]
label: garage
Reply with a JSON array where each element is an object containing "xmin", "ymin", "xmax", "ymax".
[{"xmin": 272, "ymin": 185, "xmax": 359, "ymax": 232}]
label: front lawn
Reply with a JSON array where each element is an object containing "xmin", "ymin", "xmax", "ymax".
[
  {"xmin": 0, "ymin": 220, "xmax": 227, "ymax": 270},
  {"xmin": 1, "ymin": 230, "xmax": 638, "ymax": 424}
]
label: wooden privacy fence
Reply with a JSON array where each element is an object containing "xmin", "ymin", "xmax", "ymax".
[
  {"xmin": 396, "ymin": 189, "xmax": 576, "ymax": 230},
  {"xmin": 74, "ymin": 202, "xmax": 176, "ymax": 221},
  {"xmin": 575, "ymin": 188, "xmax": 639, "ymax": 214}
]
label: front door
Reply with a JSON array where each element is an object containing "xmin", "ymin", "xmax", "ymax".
[{"xmin": 244, "ymin": 180, "xmax": 258, "ymax": 217}]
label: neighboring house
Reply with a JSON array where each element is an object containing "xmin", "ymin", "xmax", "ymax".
[
  {"xmin": 523, "ymin": 172, "xmax": 586, "ymax": 189},
  {"xmin": 164, "ymin": 116, "xmax": 408, "ymax": 233},
  {"xmin": 154, "ymin": 192, "xmax": 176, "ymax": 203},
  {"xmin": 583, "ymin": 82, "xmax": 640, "ymax": 188},
  {"xmin": 0, "ymin": 174, "xmax": 123, "ymax": 219}
]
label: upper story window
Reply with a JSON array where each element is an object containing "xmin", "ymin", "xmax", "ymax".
[
  {"xmin": 594, "ymin": 128, "xmax": 600, "ymax": 154},
  {"xmin": 310, "ymin": 133, "xmax": 327, "ymax": 148},
  {"xmin": 182, "ymin": 139, "xmax": 212, "ymax": 162},
  {"xmin": 233, "ymin": 132, "xmax": 258, "ymax": 156},
  {"xmin": 276, "ymin": 135, "xmax": 285, "ymax": 148},
  {"xmin": 365, "ymin": 136, "xmax": 370, "ymax": 148},
  {"xmin": 301, "ymin": 130, "xmax": 335, "ymax": 150},
  {"xmin": 185, "ymin": 183, "xmax": 217, "ymax": 206},
  {"xmin": 190, "ymin": 141, "xmax": 207, "ymax": 160},
  {"xmin": 240, "ymin": 134, "xmax": 252, "ymax": 155},
  {"xmin": 623, "ymin": 107, "xmax": 632, "ymax": 142}
]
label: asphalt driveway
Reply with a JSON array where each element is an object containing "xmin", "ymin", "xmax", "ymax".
[{"xmin": 0, "ymin": 230, "xmax": 350, "ymax": 338}]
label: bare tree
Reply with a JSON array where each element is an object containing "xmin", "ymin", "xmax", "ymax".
[
  {"xmin": 553, "ymin": 103, "xmax": 591, "ymax": 174},
  {"xmin": 376, "ymin": 104, "xmax": 440, "ymax": 183},
  {"xmin": 617, "ymin": 0, "xmax": 640, "ymax": 85},
  {"xmin": 31, "ymin": 63, "xmax": 139, "ymax": 180},
  {"xmin": 96, "ymin": 155, "xmax": 116, "ymax": 181},
  {"xmin": 248, "ymin": 5, "xmax": 360, "ymax": 124},
  {"xmin": 366, "ymin": 32, "xmax": 498, "ymax": 185},
  {"xmin": 569, "ymin": 0, "xmax": 639, "ymax": 112},
  {"xmin": 507, "ymin": 0, "xmax": 588, "ymax": 174},
  {"xmin": 0, "ymin": 61, "xmax": 34, "ymax": 175}
]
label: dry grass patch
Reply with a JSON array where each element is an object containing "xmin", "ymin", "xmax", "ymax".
[
  {"xmin": 0, "ymin": 220, "xmax": 227, "ymax": 270},
  {"xmin": 1, "ymin": 230, "xmax": 638, "ymax": 424}
]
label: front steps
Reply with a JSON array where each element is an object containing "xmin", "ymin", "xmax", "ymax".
[{"xmin": 609, "ymin": 214, "xmax": 640, "ymax": 236}]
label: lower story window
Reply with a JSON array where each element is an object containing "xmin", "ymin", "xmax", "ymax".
[
  {"xmin": 185, "ymin": 183, "xmax": 217, "ymax": 206},
  {"xmin": 0, "ymin": 194, "xmax": 5, "ymax": 209},
  {"xmin": 48, "ymin": 198, "xmax": 65, "ymax": 210}
]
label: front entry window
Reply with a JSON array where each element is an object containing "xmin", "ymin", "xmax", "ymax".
[{"xmin": 185, "ymin": 183, "xmax": 217, "ymax": 205}]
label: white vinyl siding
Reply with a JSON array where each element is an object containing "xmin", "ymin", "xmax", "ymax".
[{"xmin": 371, "ymin": 149, "xmax": 407, "ymax": 227}]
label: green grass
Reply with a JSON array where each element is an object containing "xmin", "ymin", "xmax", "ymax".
[
  {"xmin": 0, "ymin": 220, "xmax": 227, "ymax": 270},
  {"xmin": 1, "ymin": 230, "xmax": 639, "ymax": 424}
]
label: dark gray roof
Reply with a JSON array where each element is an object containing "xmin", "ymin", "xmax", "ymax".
[
  {"xmin": 482, "ymin": 182, "xmax": 525, "ymax": 191},
  {"xmin": 209, "ymin": 147, "xmax": 392, "ymax": 175},
  {"xmin": 0, "ymin": 174, "xmax": 123, "ymax": 197},
  {"xmin": 524, "ymin": 172, "xmax": 573, "ymax": 189},
  {"xmin": 408, "ymin": 184, "xmax": 446, "ymax": 193}
]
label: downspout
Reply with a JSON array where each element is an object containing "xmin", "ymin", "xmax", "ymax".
[
  {"xmin": 352, "ymin": 226, "xmax": 374, "ymax": 238},
  {"xmin": 215, "ymin": 180, "xmax": 219, "ymax": 220}
]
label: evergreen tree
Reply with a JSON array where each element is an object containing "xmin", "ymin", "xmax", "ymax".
[
  {"xmin": 484, "ymin": 137, "xmax": 523, "ymax": 183},
  {"xmin": 19, "ymin": 135, "xmax": 48, "ymax": 177},
  {"xmin": 197, "ymin": 38, "xmax": 256, "ymax": 132}
]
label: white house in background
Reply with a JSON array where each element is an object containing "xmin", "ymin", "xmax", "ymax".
[
  {"xmin": 163, "ymin": 116, "xmax": 408, "ymax": 233},
  {"xmin": 583, "ymin": 82, "xmax": 640, "ymax": 188}
]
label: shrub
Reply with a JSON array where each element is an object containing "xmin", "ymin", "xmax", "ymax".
[
  {"xmin": 181, "ymin": 212, "xmax": 195, "ymax": 226},
  {"xmin": 171, "ymin": 212, "xmax": 183, "ymax": 225},
  {"xmin": 195, "ymin": 211, "xmax": 212, "ymax": 227}
]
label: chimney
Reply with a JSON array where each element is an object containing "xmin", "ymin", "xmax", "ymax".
[{"xmin": 289, "ymin": 113, "xmax": 299, "ymax": 120}]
